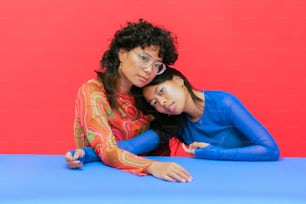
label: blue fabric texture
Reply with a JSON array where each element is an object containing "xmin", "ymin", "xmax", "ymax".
[
  {"xmin": 181, "ymin": 91, "xmax": 279, "ymax": 161},
  {"xmin": 71, "ymin": 129, "xmax": 159, "ymax": 163}
]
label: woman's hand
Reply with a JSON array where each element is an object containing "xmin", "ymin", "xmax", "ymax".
[
  {"xmin": 65, "ymin": 149, "xmax": 85, "ymax": 169},
  {"xmin": 145, "ymin": 161, "xmax": 192, "ymax": 183},
  {"xmin": 182, "ymin": 142, "xmax": 210, "ymax": 155}
]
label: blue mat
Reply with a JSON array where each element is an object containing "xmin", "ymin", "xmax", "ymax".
[{"xmin": 1, "ymin": 155, "xmax": 306, "ymax": 204}]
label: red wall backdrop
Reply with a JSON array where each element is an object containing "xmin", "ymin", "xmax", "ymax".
[{"xmin": 0, "ymin": 0, "xmax": 305, "ymax": 156}]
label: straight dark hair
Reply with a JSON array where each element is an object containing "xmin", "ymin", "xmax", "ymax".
[{"xmin": 132, "ymin": 67, "xmax": 203, "ymax": 144}]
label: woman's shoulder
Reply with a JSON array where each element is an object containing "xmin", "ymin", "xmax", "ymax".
[
  {"xmin": 77, "ymin": 78, "xmax": 106, "ymax": 97},
  {"xmin": 79, "ymin": 78, "xmax": 104, "ymax": 91},
  {"xmin": 204, "ymin": 90, "xmax": 239, "ymax": 106},
  {"xmin": 204, "ymin": 90, "xmax": 236, "ymax": 98},
  {"xmin": 81, "ymin": 78, "xmax": 103, "ymax": 88}
]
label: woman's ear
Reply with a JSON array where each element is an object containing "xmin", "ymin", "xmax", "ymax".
[
  {"xmin": 118, "ymin": 49, "xmax": 128, "ymax": 62},
  {"xmin": 173, "ymin": 75, "xmax": 184, "ymax": 86}
]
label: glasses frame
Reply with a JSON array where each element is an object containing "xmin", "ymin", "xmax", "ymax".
[{"xmin": 131, "ymin": 50, "xmax": 166, "ymax": 75}]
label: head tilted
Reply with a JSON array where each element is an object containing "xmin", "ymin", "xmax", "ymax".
[
  {"xmin": 132, "ymin": 67, "xmax": 203, "ymax": 144},
  {"xmin": 98, "ymin": 19, "xmax": 178, "ymax": 108}
]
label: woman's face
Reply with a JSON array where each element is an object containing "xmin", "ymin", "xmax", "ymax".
[
  {"xmin": 118, "ymin": 45, "xmax": 164, "ymax": 88},
  {"xmin": 142, "ymin": 76, "xmax": 188, "ymax": 115}
]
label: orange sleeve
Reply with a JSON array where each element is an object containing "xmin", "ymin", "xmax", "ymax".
[{"xmin": 74, "ymin": 80, "xmax": 154, "ymax": 175}]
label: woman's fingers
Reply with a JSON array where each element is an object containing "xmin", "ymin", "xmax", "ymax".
[
  {"xmin": 146, "ymin": 162, "xmax": 192, "ymax": 182},
  {"xmin": 163, "ymin": 175, "xmax": 176, "ymax": 182},
  {"xmin": 71, "ymin": 160, "xmax": 83, "ymax": 168},
  {"xmin": 182, "ymin": 143, "xmax": 194, "ymax": 154},
  {"xmin": 182, "ymin": 143, "xmax": 188, "ymax": 152},
  {"xmin": 190, "ymin": 141, "xmax": 210, "ymax": 148},
  {"xmin": 170, "ymin": 165, "xmax": 192, "ymax": 182},
  {"xmin": 65, "ymin": 151, "xmax": 74, "ymax": 162},
  {"xmin": 65, "ymin": 151, "xmax": 83, "ymax": 169},
  {"xmin": 182, "ymin": 142, "xmax": 210, "ymax": 156},
  {"xmin": 73, "ymin": 149, "xmax": 85, "ymax": 159}
]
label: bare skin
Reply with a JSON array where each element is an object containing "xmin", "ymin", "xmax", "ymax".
[
  {"xmin": 182, "ymin": 142, "xmax": 210, "ymax": 155},
  {"xmin": 65, "ymin": 149, "xmax": 192, "ymax": 182}
]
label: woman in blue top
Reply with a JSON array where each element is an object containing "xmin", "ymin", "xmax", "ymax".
[
  {"xmin": 137, "ymin": 67, "xmax": 280, "ymax": 160},
  {"xmin": 67, "ymin": 67, "xmax": 280, "ymax": 164}
]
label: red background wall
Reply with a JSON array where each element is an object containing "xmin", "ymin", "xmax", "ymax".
[{"xmin": 0, "ymin": 0, "xmax": 305, "ymax": 156}]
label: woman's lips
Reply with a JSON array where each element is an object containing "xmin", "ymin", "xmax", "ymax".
[
  {"xmin": 138, "ymin": 75, "xmax": 149, "ymax": 84},
  {"xmin": 168, "ymin": 102, "xmax": 175, "ymax": 113}
]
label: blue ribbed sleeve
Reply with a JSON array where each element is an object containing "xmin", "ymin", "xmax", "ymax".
[
  {"xmin": 194, "ymin": 93, "xmax": 280, "ymax": 161},
  {"xmin": 71, "ymin": 129, "xmax": 160, "ymax": 163}
]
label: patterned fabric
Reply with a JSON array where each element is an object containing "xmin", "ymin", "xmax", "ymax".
[{"xmin": 73, "ymin": 78, "xmax": 154, "ymax": 175}]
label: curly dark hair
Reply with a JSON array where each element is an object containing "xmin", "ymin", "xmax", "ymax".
[
  {"xmin": 132, "ymin": 67, "xmax": 203, "ymax": 145},
  {"xmin": 97, "ymin": 19, "xmax": 178, "ymax": 108}
]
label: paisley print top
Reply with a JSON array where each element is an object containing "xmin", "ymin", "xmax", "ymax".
[{"xmin": 73, "ymin": 78, "xmax": 154, "ymax": 175}]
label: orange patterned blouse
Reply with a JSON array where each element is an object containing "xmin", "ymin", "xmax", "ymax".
[{"xmin": 73, "ymin": 78, "xmax": 154, "ymax": 175}]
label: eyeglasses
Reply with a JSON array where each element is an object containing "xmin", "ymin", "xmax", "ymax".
[{"xmin": 131, "ymin": 51, "xmax": 166, "ymax": 75}]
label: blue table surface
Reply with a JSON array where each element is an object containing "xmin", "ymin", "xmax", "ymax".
[{"xmin": 1, "ymin": 154, "xmax": 306, "ymax": 204}]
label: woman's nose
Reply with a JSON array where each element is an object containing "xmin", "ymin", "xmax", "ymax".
[
  {"xmin": 143, "ymin": 64, "xmax": 154, "ymax": 74},
  {"xmin": 158, "ymin": 97, "xmax": 167, "ymax": 106}
]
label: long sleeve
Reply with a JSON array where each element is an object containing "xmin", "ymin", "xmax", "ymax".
[
  {"xmin": 72, "ymin": 129, "xmax": 160, "ymax": 163},
  {"xmin": 195, "ymin": 94, "xmax": 280, "ymax": 161},
  {"xmin": 74, "ymin": 80, "xmax": 154, "ymax": 175}
]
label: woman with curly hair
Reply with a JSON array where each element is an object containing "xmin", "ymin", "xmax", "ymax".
[{"xmin": 65, "ymin": 19, "xmax": 192, "ymax": 183}]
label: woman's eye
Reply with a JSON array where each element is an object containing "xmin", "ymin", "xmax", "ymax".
[
  {"xmin": 158, "ymin": 88, "xmax": 164, "ymax": 95},
  {"xmin": 139, "ymin": 54, "xmax": 150, "ymax": 62},
  {"xmin": 153, "ymin": 63, "xmax": 162, "ymax": 69},
  {"xmin": 150, "ymin": 100, "xmax": 157, "ymax": 107}
]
